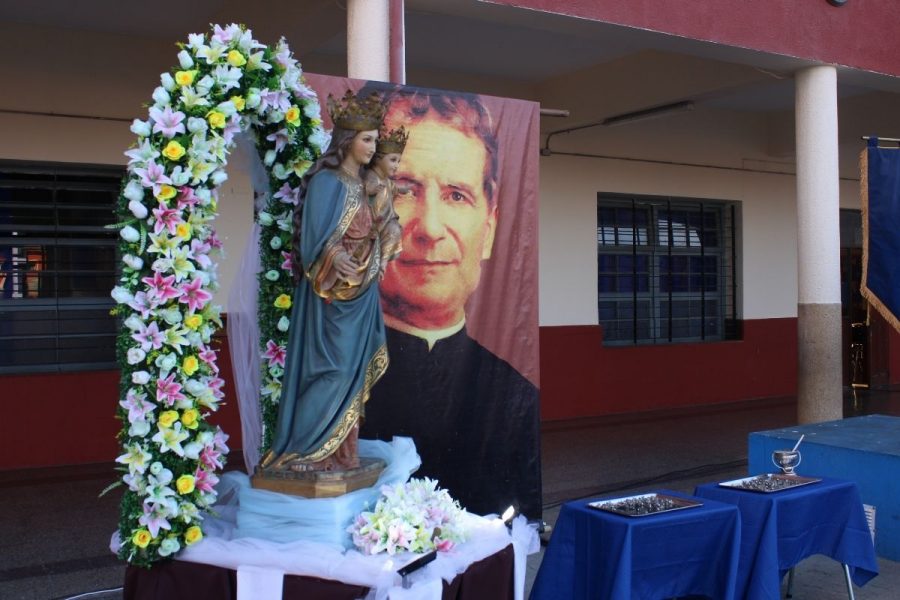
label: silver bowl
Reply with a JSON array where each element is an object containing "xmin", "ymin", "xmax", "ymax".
[{"xmin": 772, "ymin": 449, "xmax": 801, "ymax": 474}]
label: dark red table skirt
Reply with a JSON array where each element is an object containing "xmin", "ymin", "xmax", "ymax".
[{"xmin": 124, "ymin": 543, "xmax": 514, "ymax": 600}]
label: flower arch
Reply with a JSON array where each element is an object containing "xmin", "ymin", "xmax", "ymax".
[{"xmin": 110, "ymin": 23, "xmax": 327, "ymax": 567}]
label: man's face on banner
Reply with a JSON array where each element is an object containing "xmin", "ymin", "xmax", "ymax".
[{"xmin": 380, "ymin": 112, "xmax": 497, "ymax": 329}]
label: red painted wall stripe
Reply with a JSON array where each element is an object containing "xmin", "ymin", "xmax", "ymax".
[
  {"xmin": 489, "ymin": 0, "xmax": 900, "ymax": 78},
  {"xmin": 539, "ymin": 318, "xmax": 799, "ymax": 421}
]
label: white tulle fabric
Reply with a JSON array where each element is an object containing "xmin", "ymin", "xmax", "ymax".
[
  {"xmin": 226, "ymin": 132, "xmax": 270, "ymax": 473},
  {"xmin": 111, "ymin": 441, "xmax": 538, "ymax": 600}
]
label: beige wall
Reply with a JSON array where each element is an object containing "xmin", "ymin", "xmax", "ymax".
[{"xmin": 0, "ymin": 22, "xmax": 885, "ymax": 328}]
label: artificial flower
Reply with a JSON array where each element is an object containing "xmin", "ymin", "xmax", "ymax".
[
  {"xmin": 226, "ymin": 49, "xmax": 246, "ymax": 67},
  {"xmin": 177, "ymin": 50, "xmax": 194, "ymax": 69},
  {"xmin": 131, "ymin": 119, "xmax": 152, "ymax": 137},
  {"xmin": 158, "ymin": 410, "xmax": 179, "ymax": 428},
  {"xmin": 182, "ymin": 355, "xmax": 199, "ymax": 377},
  {"xmin": 184, "ymin": 526, "xmax": 203, "ymax": 545},
  {"xmin": 175, "ymin": 70, "xmax": 197, "ymax": 87},
  {"xmin": 120, "ymin": 226, "xmax": 140, "ymax": 243},
  {"xmin": 207, "ymin": 111, "xmax": 226, "ymax": 129},
  {"xmin": 176, "ymin": 474, "xmax": 196, "ymax": 494},
  {"xmin": 149, "ymin": 106, "xmax": 186, "ymax": 139},
  {"xmin": 132, "ymin": 529, "xmax": 152, "ymax": 549},
  {"xmin": 155, "ymin": 184, "xmax": 177, "ymax": 202},
  {"xmin": 184, "ymin": 314, "xmax": 203, "ymax": 330},
  {"xmin": 162, "ymin": 141, "xmax": 186, "ymax": 161},
  {"xmin": 285, "ymin": 105, "xmax": 301, "ymax": 126},
  {"xmin": 274, "ymin": 294, "xmax": 292, "ymax": 309}
]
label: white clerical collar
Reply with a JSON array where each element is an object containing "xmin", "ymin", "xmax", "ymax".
[{"xmin": 385, "ymin": 315, "xmax": 466, "ymax": 350}]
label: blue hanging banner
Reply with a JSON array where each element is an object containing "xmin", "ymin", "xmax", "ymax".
[{"xmin": 862, "ymin": 137, "xmax": 900, "ymax": 332}]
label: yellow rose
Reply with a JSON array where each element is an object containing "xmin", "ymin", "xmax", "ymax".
[
  {"xmin": 207, "ymin": 111, "xmax": 226, "ymax": 129},
  {"xmin": 158, "ymin": 410, "xmax": 179, "ymax": 428},
  {"xmin": 162, "ymin": 140, "xmax": 186, "ymax": 161},
  {"xmin": 285, "ymin": 106, "xmax": 301, "ymax": 126},
  {"xmin": 176, "ymin": 474, "xmax": 196, "ymax": 495},
  {"xmin": 230, "ymin": 95, "xmax": 245, "ymax": 111},
  {"xmin": 184, "ymin": 314, "xmax": 203, "ymax": 330},
  {"xmin": 175, "ymin": 222, "xmax": 192, "ymax": 239},
  {"xmin": 274, "ymin": 294, "xmax": 292, "ymax": 309},
  {"xmin": 156, "ymin": 184, "xmax": 177, "ymax": 202},
  {"xmin": 132, "ymin": 529, "xmax": 152, "ymax": 549},
  {"xmin": 175, "ymin": 70, "xmax": 197, "ymax": 86},
  {"xmin": 185, "ymin": 525, "xmax": 203, "ymax": 545},
  {"xmin": 227, "ymin": 50, "xmax": 246, "ymax": 67},
  {"xmin": 182, "ymin": 355, "xmax": 199, "ymax": 377},
  {"xmin": 181, "ymin": 407, "xmax": 200, "ymax": 429}
]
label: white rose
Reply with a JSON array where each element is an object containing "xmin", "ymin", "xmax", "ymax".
[
  {"xmin": 124, "ymin": 314, "xmax": 145, "ymax": 331},
  {"xmin": 195, "ymin": 188, "xmax": 212, "ymax": 205},
  {"xmin": 178, "ymin": 50, "xmax": 194, "ymax": 69},
  {"xmin": 160, "ymin": 72, "xmax": 176, "ymax": 91},
  {"xmin": 159, "ymin": 538, "xmax": 180, "ymax": 557},
  {"xmin": 277, "ymin": 316, "xmax": 290, "ymax": 332},
  {"xmin": 263, "ymin": 149, "xmax": 277, "ymax": 167},
  {"xmin": 210, "ymin": 170, "xmax": 228, "ymax": 186},
  {"xmin": 272, "ymin": 163, "xmax": 290, "ymax": 180},
  {"xmin": 183, "ymin": 442, "xmax": 202, "ymax": 460},
  {"xmin": 216, "ymin": 101, "xmax": 237, "ymax": 117},
  {"xmin": 185, "ymin": 380, "xmax": 207, "ymax": 396},
  {"xmin": 120, "ymin": 225, "xmax": 140, "ymax": 243},
  {"xmin": 303, "ymin": 100, "xmax": 321, "ymax": 119},
  {"xmin": 152, "ymin": 86, "xmax": 171, "ymax": 105},
  {"xmin": 124, "ymin": 180, "xmax": 144, "ymax": 203},
  {"xmin": 128, "ymin": 200, "xmax": 148, "ymax": 220},
  {"xmin": 187, "ymin": 117, "xmax": 207, "ymax": 134},
  {"xmin": 267, "ymin": 110, "xmax": 284, "ymax": 124},
  {"xmin": 156, "ymin": 353, "xmax": 177, "ymax": 371},
  {"xmin": 130, "ymin": 119, "xmax": 152, "ymax": 137},
  {"xmin": 110, "ymin": 286, "xmax": 133, "ymax": 304},
  {"xmin": 257, "ymin": 211, "xmax": 273, "ymax": 226},
  {"xmin": 129, "ymin": 420, "xmax": 151, "ymax": 437},
  {"xmin": 269, "ymin": 236, "xmax": 282, "ymax": 250},
  {"xmin": 196, "ymin": 75, "xmax": 214, "ymax": 94},
  {"xmin": 122, "ymin": 254, "xmax": 144, "ymax": 271},
  {"xmin": 127, "ymin": 347, "xmax": 146, "ymax": 365},
  {"xmin": 132, "ymin": 371, "xmax": 151, "ymax": 385}
]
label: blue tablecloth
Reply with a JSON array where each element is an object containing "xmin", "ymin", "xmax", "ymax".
[
  {"xmin": 530, "ymin": 491, "xmax": 740, "ymax": 600},
  {"xmin": 694, "ymin": 476, "xmax": 879, "ymax": 600}
]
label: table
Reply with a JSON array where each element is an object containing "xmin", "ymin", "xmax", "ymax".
[
  {"xmin": 530, "ymin": 491, "xmax": 740, "ymax": 600},
  {"xmin": 694, "ymin": 476, "xmax": 879, "ymax": 600},
  {"xmin": 124, "ymin": 543, "xmax": 514, "ymax": 600},
  {"xmin": 748, "ymin": 415, "xmax": 900, "ymax": 559}
]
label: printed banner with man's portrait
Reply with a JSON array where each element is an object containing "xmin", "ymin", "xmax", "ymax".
[{"xmin": 305, "ymin": 74, "xmax": 541, "ymax": 518}]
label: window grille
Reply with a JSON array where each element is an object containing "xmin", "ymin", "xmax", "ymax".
[
  {"xmin": 597, "ymin": 193, "xmax": 739, "ymax": 345},
  {"xmin": 0, "ymin": 162, "xmax": 122, "ymax": 373}
]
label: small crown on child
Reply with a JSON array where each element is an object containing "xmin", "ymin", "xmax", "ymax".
[
  {"xmin": 377, "ymin": 126, "xmax": 409, "ymax": 154},
  {"xmin": 327, "ymin": 90, "xmax": 385, "ymax": 131}
]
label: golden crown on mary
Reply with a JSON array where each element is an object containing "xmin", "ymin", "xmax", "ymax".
[
  {"xmin": 327, "ymin": 90, "xmax": 385, "ymax": 131},
  {"xmin": 377, "ymin": 126, "xmax": 409, "ymax": 154}
]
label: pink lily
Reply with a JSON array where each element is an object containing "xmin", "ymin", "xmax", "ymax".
[
  {"xmin": 156, "ymin": 373, "xmax": 187, "ymax": 406},
  {"xmin": 178, "ymin": 277, "xmax": 212, "ymax": 313},
  {"xmin": 133, "ymin": 160, "xmax": 172, "ymax": 197},
  {"xmin": 200, "ymin": 445, "xmax": 224, "ymax": 470},
  {"xmin": 190, "ymin": 239, "xmax": 212, "ymax": 269},
  {"xmin": 128, "ymin": 291, "xmax": 158, "ymax": 319},
  {"xmin": 139, "ymin": 503, "xmax": 172, "ymax": 538},
  {"xmin": 120, "ymin": 389, "xmax": 155, "ymax": 423},
  {"xmin": 262, "ymin": 340, "xmax": 286, "ymax": 368},
  {"xmin": 142, "ymin": 271, "xmax": 183, "ymax": 302},
  {"xmin": 281, "ymin": 251, "xmax": 293, "ymax": 272},
  {"xmin": 274, "ymin": 182, "xmax": 299, "ymax": 205},
  {"xmin": 176, "ymin": 186, "xmax": 201, "ymax": 210},
  {"xmin": 266, "ymin": 128, "xmax": 290, "ymax": 153},
  {"xmin": 197, "ymin": 343, "xmax": 218, "ymax": 373},
  {"xmin": 259, "ymin": 89, "xmax": 291, "ymax": 113},
  {"xmin": 152, "ymin": 203, "xmax": 182, "ymax": 235},
  {"xmin": 149, "ymin": 106, "xmax": 187, "ymax": 139},
  {"xmin": 222, "ymin": 115, "xmax": 242, "ymax": 145},
  {"xmin": 132, "ymin": 321, "xmax": 165, "ymax": 352},
  {"xmin": 208, "ymin": 230, "xmax": 223, "ymax": 250},
  {"xmin": 213, "ymin": 427, "xmax": 229, "ymax": 453},
  {"xmin": 194, "ymin": 467, "xmax": 219, "ymax": 494}
]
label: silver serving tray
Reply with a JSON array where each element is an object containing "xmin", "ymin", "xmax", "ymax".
[
  {"xmin": 587, "ymin": 492, "xmax": 702, "ymax": 517},
  {"xmin": 718, "ymin": 473, "xmax": 822, "ymax": 493}
]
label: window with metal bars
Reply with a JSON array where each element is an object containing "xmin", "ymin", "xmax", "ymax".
[
  {"xmin": 597, "ymin": 193, "xmax": 740, "ymax": 345},
  {"xmin": 0, "ymin": 161, "xmax": 122, "ymax": 373}
]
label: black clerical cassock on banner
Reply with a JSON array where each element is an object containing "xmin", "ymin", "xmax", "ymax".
[{"xmin": 306, "ymin": 74, "xmax": 543, "ymax": 519}]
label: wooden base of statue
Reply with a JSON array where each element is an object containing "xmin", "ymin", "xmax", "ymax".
[{"xmin": 251, "ymin": 458, "xmax": 386, "ymax": 498}]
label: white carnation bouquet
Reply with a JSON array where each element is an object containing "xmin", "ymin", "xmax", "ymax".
[{"xmin": 348, "ymin": 478, "xmax": 468, "ymax": 555}]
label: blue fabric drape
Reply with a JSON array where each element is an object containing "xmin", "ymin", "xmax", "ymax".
[{"xmin": 862, "ymin": 137, "xmax": 900, "ymax": 331}]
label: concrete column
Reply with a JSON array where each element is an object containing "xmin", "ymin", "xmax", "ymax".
[
  {"xmin": 795, "ymin": 65, "xmax": 842, "ymax": 424},
  {"xmin": 347, "ymin": 0, "xmax": 390, "ymax": 82}
]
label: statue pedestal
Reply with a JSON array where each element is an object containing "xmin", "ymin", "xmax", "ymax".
[{"xmin": 251, "ymin": 457, "xmax": 386, "ymax": 499}]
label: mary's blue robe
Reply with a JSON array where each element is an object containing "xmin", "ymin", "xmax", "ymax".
[{"xmin": 263, "ymin": 169, "xmax": 388, "ymax": 466}]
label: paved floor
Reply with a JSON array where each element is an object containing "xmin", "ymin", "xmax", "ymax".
[{"xmin": 1, "ymin": 389, "xmax": 898, "ymax": 599}]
